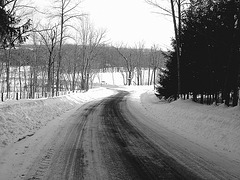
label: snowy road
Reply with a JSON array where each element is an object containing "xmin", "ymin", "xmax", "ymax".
[
  {"xmin": 1, "ymin": 89, "xmax": 239, "ymax": 179},
  {"xmin": 24, "ymin": 90, "xmax": 200, "ymax": 179}
]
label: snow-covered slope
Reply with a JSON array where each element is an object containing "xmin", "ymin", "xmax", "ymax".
[
  {"xmin": 127, "ymin": 88, "xmax": 240, "ymax": 161},
  {"xmin": 0, "ymin": 88, "xmax": 115, "ymax": 148},
  {"xmin": 1, "ymin": 85, "xmax": 239, "ymax": 162}
]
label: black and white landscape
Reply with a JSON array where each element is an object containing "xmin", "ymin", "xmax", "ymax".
[{"xmin": 1, "ymin": 0, "xmax": 240, "ymax": 179}]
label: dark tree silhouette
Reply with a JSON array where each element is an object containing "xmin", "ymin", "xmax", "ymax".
[{"xmin": 156, "ymin": 0, "xmax": 240, "ymax": 106}]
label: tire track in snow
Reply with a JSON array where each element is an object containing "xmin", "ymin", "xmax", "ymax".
[
  {"xmin": 99, "ymin": 91, "xmax": 202, "ymax": 180},
  {"xmin": 24, "ymin": 102, "xmax": 101, "ymax": 180}
]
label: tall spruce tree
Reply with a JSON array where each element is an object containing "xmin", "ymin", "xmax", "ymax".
[{"xmin": 156, "ymin": 0, "xmax": 240, "ymax": 106}]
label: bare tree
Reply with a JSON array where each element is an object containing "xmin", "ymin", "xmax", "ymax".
[
  {"xmin": 50, "ymin": 0, "xmax": 85, "ymax": 94},
  {"xmin": 149, "ymin": 44, "xmax": 164, "ymax": 88},
  {"xmin": 37, "ymin": 23, "xmax": 58, "ymax": 96},
  {"xmin": 134, "ymin": 42, "xmax": 145, "ymax": 85},
  {"xmin": 59, "ymin": 44, "xmax": 80, "ymax": 91},
  {"xmin": 29, "ymin": 27, "xmax": 48, "ymax": 98},
  {"xmin": 75, "ymin": 17, "xmax": 106, "ymax": 91},
  {"xmin": 145, "ymin": 0, "xmax": 187, "ymax": 97},
  {"xmin": 71, "ymin": 44, "xmax": 79, "ymax": 91},
  {"xmin": 115, "ymin": 45, "xmax": 136, "ymax": 86}
]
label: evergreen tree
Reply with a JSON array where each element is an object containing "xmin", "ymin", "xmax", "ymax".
[
  {"xmin": 0, "ymin": 0, "xmax": 31, "ymax": 48},
  {"xmin": 156, "ymin": 0, "xmax": 240, "ymax": 106}
]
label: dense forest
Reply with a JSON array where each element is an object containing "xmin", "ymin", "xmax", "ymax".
[{"xmin": 156, "ymin": 0, "xmax": 240, "ymax": 107}]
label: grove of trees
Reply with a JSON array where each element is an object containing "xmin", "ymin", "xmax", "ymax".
[
  {"xmin": 0, "ymin": 0, "xmax": 166, "ymax": 101},
  {"xmin": 155, "ymin": 0, "xmax": 240, "ymax": 106}
]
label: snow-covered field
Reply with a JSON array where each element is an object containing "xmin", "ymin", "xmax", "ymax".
[
  {"xmin": 92, "ymin": 69, "xmax": 155, "ymax": 85},
  {"xmin": 0, "ymin": 85, "xmax": 240, "ymax": 166}
]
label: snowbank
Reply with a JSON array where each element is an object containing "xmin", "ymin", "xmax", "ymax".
[
  {"xmin": 0, "ymin": 88, "xmax": 115, "ymax": 148},
  {"xmin": 1, "ymin": 85, "xmax": 239, "ymax": 160},
  {"xmin": 128, "ymin": 89, "xmax": 240, "ymax": 160}
]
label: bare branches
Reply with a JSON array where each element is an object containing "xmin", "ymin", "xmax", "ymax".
[
  {"xmin": 145, "ymin": 0, "xmax": 172, "ymax": 15},
  {"xmin": 114, "ymin": 44, "xmax": 136, "ymax": 85},
  {"xmin": 50, "ymin": 0, "xmax": 84, "ymax": 19},
  {"xmin": 145, "ymin": 0, "xmax": 184, "ymax": 97},
  {"xmin": 145, "ymin": 0, "xmax": 189, "ymax": 19},
  {"xmin": 151, "ymin": 11, "xmax": 173, "ymax": 17},
  {"xmin": 47, "ymin": 0, "xmax": 86, "ymax": 93},
  {"xmin": 115, "ymin": 46, "xmax": 128, "ymax": 63},
  {"xmin": 72, "ymin": 17, "xmax": 107, "ymax": 90},
  {"xmin": 0, "ymin": 0, "xmax": 33, "ymax": 49},
  {"xmin": 63, "ymin": 13, "xmax": 86, "ymax": 24},
  {"xmin": 64, "ymin": 0, "xmax": 81, "ymax": 14},
  {"xmin": 37, "ymin": 24, "xmax": 58, "ymax": 52}
]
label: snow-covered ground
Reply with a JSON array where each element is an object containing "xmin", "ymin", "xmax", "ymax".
[
  {"xmin": 92, "ymin": 69, "xmax": 155, "ymax": 85},
  {"xmin": 0, "ymin": 88, "xmax": 115, "ymax": 149},
  {"xmin": 1, "ymin": 86, "xmax": 240, "ymax": 160},
  {"xmin": 127, "ymin": 87, "xmax": 240, "ymax": 161},
  {"xmin": 0, "ymin": 85, "xmax": 240, "ymax": 179}
]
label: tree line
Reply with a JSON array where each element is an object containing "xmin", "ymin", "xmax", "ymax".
[
  {"xmin": 0, "ymin": 0, "xmax": 166, "ymax": 100},
  {"xmin": 0, "ymin": 43, "xmax": 165, "ymax": 99},
  {"xmin": 154, "ymin": 0, "xmax": 240, "ymax": 106}
]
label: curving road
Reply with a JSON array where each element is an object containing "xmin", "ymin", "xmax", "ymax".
[{"xmin": 24, "ymin": 90, "xmax": 239, "ymax": 180}]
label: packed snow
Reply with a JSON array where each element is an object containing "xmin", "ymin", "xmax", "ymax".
[
  {"xmin": 127, "ymin": 87, "xmax": 240, "ymax": 161},
  {"xmin": 0, "ymin": 85, "xmax": 240, "ymax": 168}
]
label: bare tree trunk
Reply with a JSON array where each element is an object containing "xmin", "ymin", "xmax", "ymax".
[
  {"xmin": 13, "ymin": 68, "xmax": 16, "ymax": 99},
  {"xmin": 32, "ymin": 67, "xmax": 37, "ymax": 98},
  {"xmin": 170, "ymin": 0, "xmax": 181, "ymax": 98},
  {"xmin": 1, "ymin": 62, "xmax": 4, "ymax": 93},
  {"xmin": 33, "ymin": 47, "xmax": 38, "ymax": 98},
  {"xmin": 142, "ymin": 69, "xmax": 145, "ymax": 85},
  {"xmin": 150, "ymin": 69, "xmax": 154, "ymax": 85},
  {"xmin": 56, "ymin": 46, "xmax": 62, "ymax": 94},
  {"xmin": 147, "ymin": 66, "xmax": 151, "ymax": 85},
  {"xmin": 52, "ymin": 0, "xmax": 84, "ymax": 94},
  {"xmin": 72, "ymin": 66, "xmax": 76, "ymax": 91},
  {"xmin": 29, "ymin": 70, "xmax": 33, "ymax": 98},
  {"xmin": 120, "ymin": 70, "xmax": 126, "ymax": 85},
  {"xmin": 86, "ymin": 73, "xmax": 89, "ymax": 91},
  {"xmin": 153, "ymin": 67, "xmax": 156, "ymax": 89},
  {"xmin": 24, "ymin": 66, "xmax": 28, "ymax": 99},
  {"xmin": 128, "ymin": 71, "xmax": 132, "ymax": 86},
  {"xmin": 41, "ymin": 70, "xmax": 45, "ymax": 97},
  {"xmin": 111, "ymin": 67, "xmax": 115, "ymax": 85},
  {"xmin": 18, "ymin": 65, "xmax": 22, "ymax": 99},
  {"xmin": 224, "ymin": 12, "xmax": 240, "ymax": 106},
  {"xmin": 5, "ymin": 49, "xmax": 11, "ymax": 98},
  {"xmin": 56, "ymin": 1, "xmax": 64, "ymax": 95},
  {"xmin": 47, "ymin": 53, "xmax": 52, "ymax": 93},
  {"xmin": 81, "ymin": 71, "xmax": 85, "ymax": 90},
  {"xmin": 52, "ymin": 58, "xmax": 55, "ymax": 96}
]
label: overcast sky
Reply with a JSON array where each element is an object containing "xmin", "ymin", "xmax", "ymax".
[{"xmin": 34, "ymin": 0, "xmax": 174, "ymax": 50}]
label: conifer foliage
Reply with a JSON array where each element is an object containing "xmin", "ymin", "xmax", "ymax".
[
  {"xmin": 0, "ymin": 0, "xmax": 31, "ymax": 48},
  {"xmin": 156, "ymin": 0, "xmax": 240, "ymax": 106}
]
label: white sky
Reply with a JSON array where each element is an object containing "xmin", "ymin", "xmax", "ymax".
[{"xmin": 34, "ymin": 0, "xmax": 174, "ymax": 50}]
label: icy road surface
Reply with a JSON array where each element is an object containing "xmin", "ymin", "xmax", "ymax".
[{"xmin": 1, "ymin": 89, "xmax": 240, "ymax": 179}]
